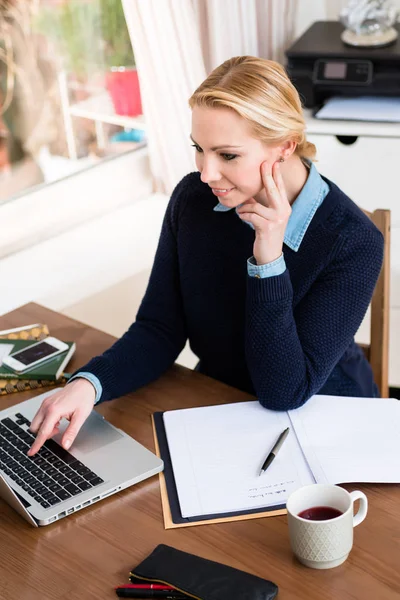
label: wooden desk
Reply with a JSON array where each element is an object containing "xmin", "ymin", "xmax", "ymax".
[{"xmin": 1, "ymin": 303, "xmax": 400, "ymax": 600}]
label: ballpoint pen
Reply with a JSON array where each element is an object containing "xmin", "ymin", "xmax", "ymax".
[{"xmin": 259, "ymin": 427, "xmax": 290, "ymax": 476}]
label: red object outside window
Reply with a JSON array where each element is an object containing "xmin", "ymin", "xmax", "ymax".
[{"xmin": 106, "ymin": 68, "xmax": 142, "ymax": 117}]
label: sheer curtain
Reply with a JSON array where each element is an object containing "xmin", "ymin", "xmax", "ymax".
[
  {"xmin": 121, "ymin": 0, "xmax": 206, "ymax": 194},
  {"xmin": 194, "ymin": 0, "xmax": 299, "ymax": 71},
  {"xmin": 122, "ymin": 0, "xmax": 299, "ymax": 194}
]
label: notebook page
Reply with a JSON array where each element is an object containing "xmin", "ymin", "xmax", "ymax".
[
  {"xmin": 164, "ymin": 401, "xmax": 315, "ymax": 518},
  {"xmin": 288, "ymin": 395, "xmax": 400, "ymax": 484}
]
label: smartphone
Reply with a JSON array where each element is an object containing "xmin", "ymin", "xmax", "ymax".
[{"xmin": 2, "ymin": 337, "xmax": 69, "ymax": 373}]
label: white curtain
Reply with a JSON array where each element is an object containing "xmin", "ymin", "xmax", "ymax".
[
  {"xmin": 122, "ymin": 0, "xmax": 300, "ymax": 194},
  {"xmin": 121, "ymin": 0, "xmax": 206, "ymax": 194},
  {"xmin": 194, "ymin": 0, "xmax": 299, "ymax": 71}
]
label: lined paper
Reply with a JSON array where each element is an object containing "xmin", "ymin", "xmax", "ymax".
[{"xmin": 164, "ymin": 402, "xmax": 314, "ymax": 518}]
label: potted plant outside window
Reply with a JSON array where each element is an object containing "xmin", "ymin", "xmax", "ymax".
[
  {"xmin": 36, "ymin": 0, "xmax": 142, "ymax": 117},
  {"xmin": 99, "ymin": 0, "xmax": 142, "ymax": 116}
]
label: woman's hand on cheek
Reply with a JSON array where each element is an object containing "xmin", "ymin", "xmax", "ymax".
[{"xmin": 236, "ymin": 160, "xmax": 291, "ymax": 265}]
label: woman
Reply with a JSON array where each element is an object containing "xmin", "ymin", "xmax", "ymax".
[{"xmin": 28, "ymin": 56, "xmax": 383, "ymax": 456}]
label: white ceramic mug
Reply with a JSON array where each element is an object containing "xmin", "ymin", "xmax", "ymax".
[{"xmin": 286, "ymin": 484, "xmax": 368, "ymax": 569}]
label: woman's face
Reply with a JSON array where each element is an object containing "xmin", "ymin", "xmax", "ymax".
[{"xmin": 191, "ymin": 105, "xmax": 280, "ymax": 207}]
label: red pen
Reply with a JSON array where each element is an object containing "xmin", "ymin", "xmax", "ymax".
[
  {"xmin": 116, "ymin": 584, "xmax": 175, "ymax": 591},
  {"xmin": 115, "ymin": 589, "xmax": 187, "ymax": 599}
]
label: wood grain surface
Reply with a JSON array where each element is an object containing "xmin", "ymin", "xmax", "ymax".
[{"xmin": 0, "ymin": 303, "xmax": 399, "ymax": 600}]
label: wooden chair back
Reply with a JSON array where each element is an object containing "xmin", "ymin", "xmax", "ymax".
[{"xmin": 359, "ymin": 209, "xmax": 391, "ymax": 398}]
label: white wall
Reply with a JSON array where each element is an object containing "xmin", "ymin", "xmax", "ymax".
[
  {"xmin": 0, "ymin": 148, "xmax": 155, "ymax": 317},
  {"xmin": 0, "ymin": 192, "xmax": 169, "ymax": 316},
  {"xmin": 0, "ymin": 148, "xmax": 151, "ymax": 260},
  {"xmin": 295, "ymin": 0, "xmax": 400, "ymax": 39},
  {"xmin": 295, "ymin": 1, "xmax": 328, "ymax": 37}
]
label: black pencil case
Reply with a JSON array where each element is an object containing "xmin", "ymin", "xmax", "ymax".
[{"xmin": 129, "ymin": 544, "xmax": 279, "ymax": 600}]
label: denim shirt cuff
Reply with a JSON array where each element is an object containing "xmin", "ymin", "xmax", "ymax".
[
  {"xmin": 68, "ymin": 372, "xmax": 103, "ymax": 404},
  {"xmin": 247, "ymin": 254, "xmax": 286, "ymax": 278}
]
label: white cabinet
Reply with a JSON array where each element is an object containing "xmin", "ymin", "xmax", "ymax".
[{"xmin": 304, "ymin": 110, "xmax": 400, "ymax": 387}]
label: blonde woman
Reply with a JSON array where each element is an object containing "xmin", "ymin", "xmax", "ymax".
[{"xmin": 28, "ymin": 56, "xmax": 383, "ymax": 456}]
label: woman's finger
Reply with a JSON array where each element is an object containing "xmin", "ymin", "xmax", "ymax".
[
  {"xmin": 236, "ymin": 212, "xmax": 271, "ymax": 230},
  {"xmin": 29, "ymin": 404, "xmax": 47, "ymax": 434},
  {"xmin": 272, "ymin": 161, "xmax": 287, "ymax": 200},
  {"xmin": 28, "ymin": 412, "xmax": 62, "ymax": 456},
  {"xmin": 61, "ymin": 409, "xmax": 89, "ymax": 450},
  {"xmin": 261, "ymin": 163, "xmax": 281, "ymax": 209},
  {"xmin": 237, "ymin": 202, "xmax": 276, "ymax": 221}
]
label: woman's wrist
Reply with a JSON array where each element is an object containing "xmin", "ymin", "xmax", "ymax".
[
  {"xmin": 67, "ymin": 377, "xmax": 97, "ymax": 405},
  {"xmin": 254, "ymin": 243, "xmax": 283, "ymax": 265},
  {"xmin": 253, "ymin": 253, "xmax": 283, "ymax": 267}
]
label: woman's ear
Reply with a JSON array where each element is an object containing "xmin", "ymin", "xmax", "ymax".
[{"xmin": 278, "ymin": 140, "xmax": 297, "ymax": 161}]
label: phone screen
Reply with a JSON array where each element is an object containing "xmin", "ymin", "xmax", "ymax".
[{"xmin": 12, "ymin": 341, "xmax": 60, "ymax": 366}]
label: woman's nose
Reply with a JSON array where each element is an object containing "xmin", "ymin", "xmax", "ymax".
[{"xmin": 199, "ymin": 158, "xmax": 220, "ymax": 184}]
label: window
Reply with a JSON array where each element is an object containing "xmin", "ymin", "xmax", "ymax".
[{"xmin": 0, "ymin": 0, "xmax": 145, "ymax": 204}]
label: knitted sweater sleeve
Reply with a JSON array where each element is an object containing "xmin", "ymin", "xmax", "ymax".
[
  {"xmin": 245, "ymin": 228, "xmax": 384, "ymax": 411},
  {"xmin": 75, "ymin": 178, "xmax": 188, "ymax": 402}
]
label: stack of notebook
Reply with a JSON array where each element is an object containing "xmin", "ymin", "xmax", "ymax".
[{"xmin": 0, "ymin": 323, "xmax": 75, "ymax": 395}]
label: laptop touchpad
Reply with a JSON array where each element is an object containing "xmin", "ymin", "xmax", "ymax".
[{"xmin": 53, "ymin": 413, "xmax": 123, "ymax": 454}]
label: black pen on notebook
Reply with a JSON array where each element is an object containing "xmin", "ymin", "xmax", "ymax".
[{"xmin": 259, "ymin": 427, "xmax": 290, "ymax": 476}]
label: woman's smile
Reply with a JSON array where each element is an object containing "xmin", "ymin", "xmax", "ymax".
[{"xmin": 211, "ymin": 187, "xmax": 236, "ymax": 197}]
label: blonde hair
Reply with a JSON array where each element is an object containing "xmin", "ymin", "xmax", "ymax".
[{"xmin": 189, "ymin": 56, "xmax": 316, "ymax": 161}]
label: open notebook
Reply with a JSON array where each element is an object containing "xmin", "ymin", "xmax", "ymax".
[{"xmin": 160, "ymin": 395, "xmax": 400, "ymax": 521}]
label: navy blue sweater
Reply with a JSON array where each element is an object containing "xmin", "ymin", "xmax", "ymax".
[{"xmin": 80, "ymin": 172, "xmax": 384, "ymax": 410}]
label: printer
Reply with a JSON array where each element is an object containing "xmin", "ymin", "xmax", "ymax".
[{"xmin": 286, "ymin": 21, "xmax": 400, "ymax": 109}]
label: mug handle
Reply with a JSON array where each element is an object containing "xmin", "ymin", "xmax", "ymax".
[{"xmin": 350, "ymin": 490, "xmax": 368, "ymax": 527}]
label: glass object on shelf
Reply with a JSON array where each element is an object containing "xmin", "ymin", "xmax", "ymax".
[{"xmin": 340, "ymin": 0, "xmax": 398, "ymax": 47}]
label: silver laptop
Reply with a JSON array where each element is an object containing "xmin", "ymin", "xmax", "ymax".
[{"xmin": 0, "ymin": 389, "xmax": 163, "ymax": 526}]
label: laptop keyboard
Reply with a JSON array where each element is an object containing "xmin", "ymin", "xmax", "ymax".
[{"xmin": 0, "ymin": 413, "xmax": 104, "ymax": 509}]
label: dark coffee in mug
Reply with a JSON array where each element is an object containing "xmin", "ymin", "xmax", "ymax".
[{"xmin": 298, "ymin": 506, "xmax": 343, "ymax": 521}]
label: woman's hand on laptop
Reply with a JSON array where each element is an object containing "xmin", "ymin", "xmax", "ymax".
[{"xmin": 27, "ymin": 378, "xmax": 96, "ymax": 456}]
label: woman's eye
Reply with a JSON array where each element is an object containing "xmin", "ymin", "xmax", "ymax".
[
  {"xmin": 191, "ymin": 144, "xmax": 203, "ymax": 153},
  {"xmin": 191, "ymin": 144, "xmax": 237, "ymax": 161}
]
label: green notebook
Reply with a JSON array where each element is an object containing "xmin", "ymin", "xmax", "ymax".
[{"xmin": 0, "ymin": 339, "xmax": 76, "ymax": 380}]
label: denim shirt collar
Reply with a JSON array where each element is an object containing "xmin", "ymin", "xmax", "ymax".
[{"xmin": 213, "ymin": 161, "xmax": 329, "ymax": 251}]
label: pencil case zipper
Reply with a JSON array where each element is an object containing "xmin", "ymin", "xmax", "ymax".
[{"xmin": 129, "ymin": 571, "xmax": 202, "ymax": 600}]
